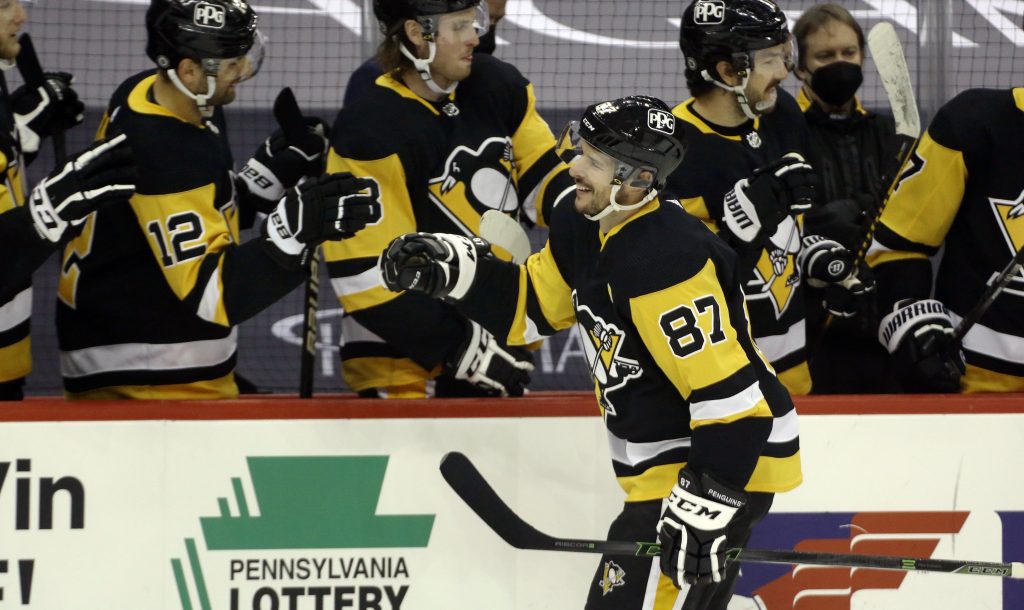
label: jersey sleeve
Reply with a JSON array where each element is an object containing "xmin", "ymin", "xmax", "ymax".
[
  {"xmin": 609, "ymin": 222, "xmax": 775, "ymax": 486},
  {"xmin": 625, "ymin": 258, "xmax": 773, "ymax": 428},
  {"xmin": 867, "ymin": 91, "xmax": 972, "ymax": 308},
  {"xmin": 456, "ymin": 237, "xmax": 577, "ymax": 345}
]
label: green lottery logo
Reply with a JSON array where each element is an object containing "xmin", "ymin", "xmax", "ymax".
[{"xmin": 171, "ymin": 456, "xmax": 434, "ymax": 610}]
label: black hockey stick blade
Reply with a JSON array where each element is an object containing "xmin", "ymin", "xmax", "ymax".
[
  {"xmin": 441, "ymin": 451, "xmax": 659, "ymax": 557},
  {"xmin": 16, "ymin": 33, "xmax": 66, "ymax": 163},
  {"xmin": 272, "ymin": 86, "xmax": 307, "ymax": 143},
  {"xmin": 440, "ymin": 452, "xmax": 1024, "ymax": 578}
]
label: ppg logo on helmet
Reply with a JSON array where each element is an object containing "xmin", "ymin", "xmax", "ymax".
[
  {"xmin": 194, "ymin": 2, "xmax": 226, "ymax": 28},
  {"xmin": 693, "ymin": 0, "xmax": 726, "ymax": 25},
  {"xmin": 647, "ymin": 109, "xmax": 675, "ymax": 135}
]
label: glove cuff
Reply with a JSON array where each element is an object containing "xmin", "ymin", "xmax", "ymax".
[
  {"xmin": 28, "ymin": 184, "xmax": 67, "ymax": 243},
  {"xmin": 722, "ymin": 179, "xmax": 762, "ymax": 244},
  {"xmin": 878, "ymin": 299, "xmax": 954, "ymax": 354},
  {"xmin": 263, "ymin": 200, "xmax": 307, "ymax": 270},
  {"xmin": 240, "ymin": 157, "xmax": 286, "ymax": 203}
]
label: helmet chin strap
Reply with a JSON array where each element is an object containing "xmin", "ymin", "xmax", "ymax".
[
  {"xmin": 400, "ymin": 41, "xmax": 457, "ymax": 95},
  {"xmin": 0, "ymin": 58, "xmax": 14, "ymax": 72},
  {"xmin": 166, "ymin": 68, "xmax": 218, "ymax": 119},
  {"xmin": 585, "ymin": 185, "xmax": 658, "ymax": 222},
  {"xmin": 701, "ymin": 68, "xmax": 769, "ymax": 121}
]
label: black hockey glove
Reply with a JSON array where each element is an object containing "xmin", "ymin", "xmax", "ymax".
[
  {"xmin": 879, "ymin": 299, "xmax": 965, "ymax": 393},
  {"xmin": 263, "ymin": 173, "xmax": 381, "ymax": 269},
  {"xmin": 239, "ymin": 118, "xmax": 330, "ymax": 208},
  {"xmin": 29, "ymin": 133, "xmax": 136, "ymax": 244},
  {"xmin": 657, "ymin": 468, "xmax": 747, "ymax": 587},
  {"xmin": 446, "ymin": 319, "xmax": 534, "ymax": 397},
  {"xmin": 379, "ymin": 232, "xmax": 493, "ymax": 301},
  {"xmin": 722, "ymin": 152, "xmax": 817, "ymax": 245},
  {"xmin": 798, "ymin": 235, "xmax": 876, "ymax": 318},
  {"xmin": 12, "ymin": 71, "xmax": 85, "ymax": 155}
]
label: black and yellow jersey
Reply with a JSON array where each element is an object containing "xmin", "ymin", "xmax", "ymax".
[
  {"xmin": 666, "ymin": 89, "xmax": 813, "ymax": 395},
  {"xmin": 56, "ymin": 70, "xmax": 305, "ymax": 399},
  {"xmin": 323, "ymin": 54, "xmax": 574, "ymax": 394},
  {"xmin": 868, "ymin": 88, "xmax": 1024, "ymax": 392},
  {"xmin": 0, "ymin": 72, "xmax": 31, "ymax": 389},
  {"xmin": 457, "ymin": 196, "xmax": 802, "ymax": 499}
]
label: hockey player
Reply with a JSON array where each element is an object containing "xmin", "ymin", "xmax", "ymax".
[
  {"xmin": 667, "ymin": 0, "xmax": 872, "ymax": 395},
  {"xmin": 793, "ymin": 4, "xmax": 896, "ymax": 393},
  {"xmin": 342, "ymin": 0, "xmax": 507, "ymax": 107},
  {"xmin": 866, "ymin": 87, "xmax": 1024, "ymax": 393},
  {"xmin": 54, "ymin": 0, "xmax": 381, "ymax": 399},
  {"xmin": 379, "ymin": 96, "xmax": 802, "ymax": 609},
  {"xmin": 322, "ymin": 0, "xmax": 574, "ymax": 398},
  {"xmin": 0, "ymin": 0, "xmax": 87, "ymax": 399}
]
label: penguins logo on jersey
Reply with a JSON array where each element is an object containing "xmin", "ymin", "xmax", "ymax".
[
  {"xmin": 746, "ymin": 218, "xmax": 801, "ymax": 317},
  {"xmin": 989, "ymin": 187, "xmax": 1024, "ymax": 282},
  {"xmin": 428, "ymin": 137, "xmax": 517, "ymax": 214},
  {"xmin": 893, "ymin": 150, "xmax": 925, "ymax": 194},
  {"xmin": 598, "ymin": 561, "xmax": 626, "ymax": 596},
  {"xmin": 573, "ymin": 293, "xmax": 642, "ymax": 418}
]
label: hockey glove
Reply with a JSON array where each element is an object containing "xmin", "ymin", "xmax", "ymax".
[
  {"xmin": 239, "ymin": 118, "xmax": 330, "ymax": 206},
  {"xmin": 263, "ymin": 173, "xmax": 381, "ymax": 269},
  {"xmin": 29, "ymin": 133, "xmax": 136, "ymax": 244},
  {"xmin": 657, "ymin": 468, "xmax": 747, "ymax": 587},
  {"xmin": 12, "ymin": 71, "xmax": 85, "ymax": 155},
  {"xmin": 798, "ymin": 235, "xmax": 876, "ymax": 318},
  {"xmin": 379, "ymin": 232, "xmax": 493, "ymax": 301},
  {"xmin": 879, "ymin": 299, "xmax": 966, "ymax": 393},
  {"xmin": 446, "ymin": 319, "xmax": 534, "ymax": 397},
  {"xmin": 722, "ymin": 152, "xmax": 817, "ymax": 245}
]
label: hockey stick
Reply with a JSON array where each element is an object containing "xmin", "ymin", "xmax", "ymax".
[
  {"xmin": 480, "ymin": 141, "xmax": 531, "ymax": 263},
  {"xmin": 15, "ymin": 33, "xmax": 65, "ymax": 164},
  {"xmin": 953, "ymin": 244, "xmax": 1024, "ymax": 342},
  {"xmin": 439, "ymin": 451, "xmax": 1024, "ymax": 578},
  {"xmin": 273, "ymin": 87, "xmax": 319, "ymax": 398},
  {"xmin": 853, "ymin": 22, "xmax": 922, "ymax": 263}
]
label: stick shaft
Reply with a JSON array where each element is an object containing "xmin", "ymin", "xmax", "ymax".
[
  {"xmin": 440, "ymin": 452, "xmax": 1021, "ymax": 578},
  {"xmin": 953, "ymin": 244, "xmax": 1024, "ymax": 342}
]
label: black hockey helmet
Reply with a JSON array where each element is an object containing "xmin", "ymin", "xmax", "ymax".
[
  {"xmin": 572, "ymin": 96, "xmax": 685, "ymax": 191},
  {"xmin": 679, "ymin": 0, "xmax": 789, "ymax": 76},
  {"xmin": 373, "ymin": 0, "xmax": 481, "ymax": 36},
  {"xmin": 146, "ymin": 0, "xmax": 260, "ymax": 72}
]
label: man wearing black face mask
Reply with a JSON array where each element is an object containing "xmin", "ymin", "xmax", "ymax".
[
  {"xmin": 794, "ymin": 4, "xmax": 899, "ymax": 393},
  {"xmin": 342, "ymin": 0, "xmax": 505, "ymax": 107}
]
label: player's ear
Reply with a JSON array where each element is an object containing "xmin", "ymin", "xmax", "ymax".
[
  {"xmin": 175, "ymin": 58, "xmax": 200, "ymax": 88},
  {"xmin": 715, "ymin": 60, "xmax": 740, "ymax": 86},
  {"xmin": 404, "ymin": 19, "xmax": 426, "ymax": 50}
]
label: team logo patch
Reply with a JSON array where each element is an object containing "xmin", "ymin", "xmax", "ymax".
[
  {"xmin": 989, "ymin": 187, "xmax": 1024, "ymax": 283},
  {"xmin": 647, "ymin": 108, "xmax": 675, "ymax": 135},
  {"xmin": 194, "ymin": 2, "xmax": 226, "ymax": 28},
  {"xmin": 573, "ymin": 292, "xmax": 642, "ymax": 418},
  {"xmin": 598, "ymin": 560, "xmax": 626, "ymax": 596},
  {"xmin": 745, "ymin": 131, "xmax": 762, "ymax": 148},
  {"xmin": 693, "ymin": 0, "xmax": 726, "ymax": 25}
]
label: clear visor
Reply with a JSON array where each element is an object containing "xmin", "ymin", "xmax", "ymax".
[
  {"xmin": 751, "ymin": 38, "xmax": 795, "ymax": 74},
  {"xmin": 200, "ymin": 29, "xmax": 266, "ymax": 83},
  {"xmin": 556, "ymin": 120, "xmax": 654, "ymax": 190},
  {"xmin": 436, "ymin": 2, "xmax": 490, "ymax": 41},
  {"xmin": 555, "ymin": 120, "xmax": 583, "ymax": 165}
]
